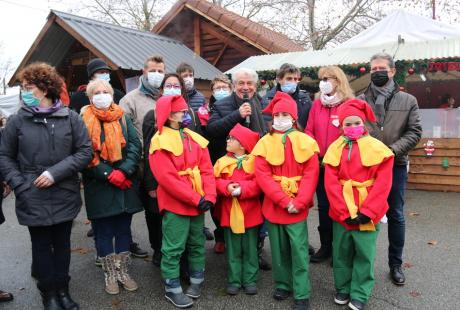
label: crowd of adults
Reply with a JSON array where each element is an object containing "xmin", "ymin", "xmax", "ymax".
[{"xmin": 0, "ymin": 52, "xmax": 421, "ymax": 310}]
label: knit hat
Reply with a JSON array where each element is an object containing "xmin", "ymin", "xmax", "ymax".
[
  {"xmin": 229, "ymin": 123, "xmax": 260, "ymax": 153},
  {"xmin": 337, "ymin": 99, "xmax": 376, "ymax": 124},
  {"xmin": 262, "ymin": 91, "xmax": 298, "ymax": 120},
  {"xmin": 87, "ymin": 58, "xmax": 111, "ymax": 78},
  {"xmin": 156, "ymin": 95, "xmax": 188, "ymax": 133}
]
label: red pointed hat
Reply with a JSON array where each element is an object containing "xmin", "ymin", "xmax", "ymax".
[
  {"xmin": 156, "ymin": 95, "xmax": 188, "ymax": 133},
  {"xmin": 229, "ymin": 123, "xmax": 260, "ymax": 153},
  {"xmin": 262, "ymin": 91, "xmax": 298, "ymax": 120},
  {"xmin": 338, "ymin": 99, "xmax": 376, "ymax": 124}
]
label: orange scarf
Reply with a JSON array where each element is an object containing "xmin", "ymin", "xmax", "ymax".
[{"xmin": 82, "ymin": 104, "xmax": 126, "ymax": 167}]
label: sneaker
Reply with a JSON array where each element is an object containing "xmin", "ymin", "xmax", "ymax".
[
  {"xmin": 334, "ymin": 292, "xmax": 350, "ymax": 305},
  {"xmin": 273, "ymin": 288, "xmax": 290, "ymax": 301},
  {"xmin": 226, "ymin": 285, "xmax": 240, "ymax": 295},
  {"xmin": 348, "ymin": 299, "xmax": 366, "ymax": 310},
  {"xmin": 293, "ymin": 299, "xmax": 309, "ymax": 310},
  {"xmin": 243, "ymin": 285, "xmax": 257, "ymax": 295},
  {"xmin": 129, "ymin": 243, "xmax": 148, "ymax": 258},
  {"xmin": 203, "ymin": 227, "xmax": 214, "ymax": 241},
  {"xmin": 165, "ymin": 292, "xmax": 194, "ymax": 308},
  {"xmin": 214, "ymin": 241, "xmax": 225, "ymax": 254},
  {"xmin": 185, "ymin": 283, "xmax": 202, "ymax": 299},
  {"xmin": 95, "ymin": 256, "xmax": 103, "ymax": 267}
]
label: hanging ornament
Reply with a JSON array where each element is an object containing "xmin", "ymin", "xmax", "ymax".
[
  {"xmin": 423, "ymin": 140, "xmax": 435, "ymax": 157},
  {"xmin": 359, "ymin": 67, "xmax": 366, "ymax": 74},
  {"xmin": 408, "ymin": 68, "xmax": 415, "ymax": 75},
  {"xmin": 442, "ymin": 157, "xmax": 449, "ymax": 169}
]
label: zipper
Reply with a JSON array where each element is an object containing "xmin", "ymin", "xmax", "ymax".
[{"xmin": 51, "ymin": 123, "xmax": 55, "ymax": 150}]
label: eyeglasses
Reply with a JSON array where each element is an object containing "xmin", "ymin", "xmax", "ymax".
[{"xmin": 164, "ymin": 84, "xmax": 181, "ymax": 89}]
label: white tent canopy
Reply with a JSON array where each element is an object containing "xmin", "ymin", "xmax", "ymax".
[
  {"xmin": 0, "ymin": 93, "xmax": 20, "ymax": 118},
  {"xmin": 338, "ymin": 10, "xmax": 460, "ymax": 48},
  {"xmin": 226, "ymin": 11, "xmax": 460, "ymax": 75}
]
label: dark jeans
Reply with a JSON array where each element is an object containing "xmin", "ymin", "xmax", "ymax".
[
  {"xmin": 28, "ymin": 221, "xmax": 73, "ymax": 291},
  {"xmin": 387, "ymin": 164, "xmax": 407, "ymax": 268},
  {"xmin": 93, "ymin": 213, "xmax": 133, "ymax": 257},
  {"xmin": 145, "ymin": 200, "xmax": 163, "ymax": 253},
  {"xmin": 316, "ymin": 166, "xmax": 332, "ymax": 236}
]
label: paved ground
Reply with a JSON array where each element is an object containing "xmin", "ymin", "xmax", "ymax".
[{"xmin": 0, "ymin": 190, "xmax": 459, "ymax": 310}]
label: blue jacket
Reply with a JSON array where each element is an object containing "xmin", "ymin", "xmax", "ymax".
[{"xmin": 187, "ymin": 88, "xmax": 206, "ymax": 112}]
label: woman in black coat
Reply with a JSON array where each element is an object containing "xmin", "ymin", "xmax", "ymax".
[{"xmin": 0, "ymin": 63, "xmax": 92, "ymax": 310}]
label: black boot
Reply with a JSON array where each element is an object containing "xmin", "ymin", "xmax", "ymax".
[
  {"xmin": 57, "ymin": 286, "xmax": 79, "ymax": 310},
  {"xmin": 40, "ymin": 290, "xmax": 63, "ymax": 310},
  {"xmin": 258, "ymin": 236, "xmax": 271, "ymax": 271},
  {"xmin": 310, "ymin": 228, "xmax": 332, "ymax": 263}
]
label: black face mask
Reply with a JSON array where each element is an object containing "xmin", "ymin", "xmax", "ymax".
[{"xmin": 371, "ymin": 70, "xmax": 389, "ymax": 87}]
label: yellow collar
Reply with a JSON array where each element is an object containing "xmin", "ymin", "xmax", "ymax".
[
  {"xmin": 214, "ymin": 154, "xmax": 255, "ymax": 177},
  {"xmin": 149, "ymin": 127, "xmax": 208, "ymax": 156},
  {"xmin": 323, "ymin": 135, "xmax": 393, "ymax": 167},
  {"xmin": 251, "ymin": 130, "xmax": 319, "ymax": 165}
]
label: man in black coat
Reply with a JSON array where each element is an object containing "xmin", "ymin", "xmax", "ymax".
[
  {"xmin": 176, "ymin": 62, "xmax": 206, "ymax": 112},
  {"xmin": 262, "ymin": 63, "xmax": 312, "ymax": 131},
  {"xmin": 207, "ymin": 67, "xmax": 271, "ymax": 270},
  {"xmin": 69, "ymin": 58, "xmax": 125, "ymax": 114}
]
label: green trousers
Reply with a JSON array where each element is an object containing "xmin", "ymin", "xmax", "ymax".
[
  {"xmin": 161, "ymin": 211, "xmax": 205, "ymax": 280},
  {"xmin": 332, "ymin": 221, "xmax": 379, "ymax": 303},
  {"xmin": 224, "ymin": 227, "xmax": 259, "ymax": 288},
  {"xmin": 267, "ymin": 221, "xmax": 311, "ymax": 300}
]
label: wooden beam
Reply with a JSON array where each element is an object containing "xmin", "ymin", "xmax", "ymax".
[
  {"xmin": 194, "ymin": 15, "xmax": 201, "ymax": 56},
  {"xmin": 55, "ymin": 16, "xmax": 119, "ymax": 71},
  {"xmin": 151, "ymin": 3, "xmax": 186, "ymax": 34},
  {"xmin": 213, "ymin": 43, "xmax": 227, "ymax": 66},
  {"xmin": 200, "ymin": 22, "xmax": 254, "ymax": 56},
  {"xmin": 8, "ymin": 14, "xmax": 56, "ymax": 86},
  {"xmin": 115, "ymin": 70, "xmax": 126, "ymax": 93},
  {"xmin": 184, "ymin": 3, "xmax": 271, "ymax": 53}
]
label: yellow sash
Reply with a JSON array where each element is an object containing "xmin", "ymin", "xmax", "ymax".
[
  {"xmin": 214, "ymin": 155, "xmax": 255, "ymax": 234},
  {"xmin": 178, "ymin": 166, "xmax": 204, "ymax": 196},
  {"xmin": 323, "ymin": 135, "xmax": 393, "ymax": 167},
  {"xmin": 273, "ymin": 175, "xmax": 302, "ymax": 198},
  {"xmin": 340, "ymin": 179, "xmax": 375, "ymax": 231},
  {"xmin": 149, "ymin": 127, "xmax": 208, "ymax": 156},
  {"xmin": 252, "ymin": 131, "xmax": 319, "ymax": 165}
]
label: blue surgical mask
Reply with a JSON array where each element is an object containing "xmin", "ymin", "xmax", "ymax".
[
  {"xmin": 21, "ymin": 91, "xmax": 41, "ymax": 107},
  {"xmin": 95, "ymin": 73, "xmax": 111, "ymax": 82},
  {"xmin": 281, "ymin": 82, "xmax": 297, "ymax": 94},
  {"xmin": 213, "ymin": 89, "xmax": 230, "ymax": 101},
  {"xmin": 181, "ymin": 112, "xmax": 192, "ymax": 128},
  {"xmin": 163, "ymin": 88, "xmax": 182, "ymax": 96}
]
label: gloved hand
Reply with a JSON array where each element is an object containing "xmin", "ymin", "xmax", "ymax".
[
  {"xmin": 345, "ymin": 213, "xmax": 371, "ymax": 225},
  {"xmin": 108, "ymin": 169, "xmax": 127, "ymax": 188},
  {"xmin": 197, "ymin": 198, "xmax": 213, "ymax": 212},
  {"xmin": 120, "ymin": 179, "xmax": 133, "ymax": 190}
]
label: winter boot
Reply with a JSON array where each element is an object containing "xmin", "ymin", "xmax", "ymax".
[
  {"xmin": 310, "ymin": 228, "xmax": 332, "ymax": 263},
  {"xmin": 101, "ymin": 254, "xmax": 119, "ymax": 295},
  {"xmin": 164, "ymin": 278, "xmax": 194, "ymax": 308},
  {"xmin": 185, "ymin": 270, "xmax": 204, "ymax": 299},
  {"xmin": 56, "ymin": 285, "xmax": 79, "ymax": 310},
  {"xmin": 117, "ymin": 252, "xmax": 138, "ymax": 291}
]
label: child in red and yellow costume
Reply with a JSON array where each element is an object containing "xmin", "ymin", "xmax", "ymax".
[
  {"xmin": 323, "ymin": 99, "xmax": 394, "ymax": 310},
  {"xmin": 252, "ymin": 92, "xmax": 319, "ymax": 310},
  {"xmin": 214, "ymin": 123, "xmax": 262, "ymax": 296},
  {"xmin": 149, "ymin": 95, "xmax": 216, "ymax": 308}
]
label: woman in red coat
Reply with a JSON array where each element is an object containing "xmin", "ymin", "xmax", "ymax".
[
  {"xmin": 323, "ymin": 99, "xmax": 394, "ymax": 310},
  {"xmin": 149, "ymin": 95, "xmax": 216, "ymax": 308},
  {"xmin": 253, "ymin": 92, "xmax": 319, "ymax": 310},
  {"xmin": 214, "ymin": 123, "xmax": 262, "ymax": 296}
]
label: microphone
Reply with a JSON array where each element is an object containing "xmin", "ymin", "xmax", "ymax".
[{"xmin": 243, "ymin": 93, "xmax": 250, "ymax": 126}]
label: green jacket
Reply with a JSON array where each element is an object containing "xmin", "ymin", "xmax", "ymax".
[{"xmin": 83, "ymin": 115, "xmax": 143, "ymax": 220}]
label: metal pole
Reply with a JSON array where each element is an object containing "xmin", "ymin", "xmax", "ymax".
[{"xmin": 432, "ymin": 0, "xmax": 436, "ymax": 20}]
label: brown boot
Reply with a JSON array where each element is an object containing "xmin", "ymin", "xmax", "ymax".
[
  {"xmin": 117, "ymin": 252, "xmax": 138, "ymax": 291},
  {"xmin": 102, "ymin": 254, "xmax": 119, "ymax": 295}
]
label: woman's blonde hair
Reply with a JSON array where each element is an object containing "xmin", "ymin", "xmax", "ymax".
[
  {"xmin": 86, "ymin": 79, "xmax": 114, "ymax": 98},
  {"xmin": 318, "ymin": 66, "xmax": 354, "ymax": 100}
]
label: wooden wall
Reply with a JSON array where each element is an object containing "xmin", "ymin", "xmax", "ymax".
[{"xmin": 408, "ymin": 138, "xmax": 460, "ymax": 192}]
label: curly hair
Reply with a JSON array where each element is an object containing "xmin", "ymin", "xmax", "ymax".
[{"xmin": 17, "ymin": 62, "xmax": 63, "ymax": 101}]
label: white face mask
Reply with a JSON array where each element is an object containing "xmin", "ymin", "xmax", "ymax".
[
  {"xmin": 147, "ymin": 72, "xmax": 164, "ymax": 88},
  {"xmin": 319, "ymin": 80, "xmax": 333, "ymax": 95},
  {"xmin": 92, "ymin": 93, "xmax": 113, "ymax": 109},
  {"xmin": 183, "ymin": 77, "xmax": 194, "ymax": 91},
  {"xmin": 272, "ymin": 117, "xmax": 293, "ymax": 132}
]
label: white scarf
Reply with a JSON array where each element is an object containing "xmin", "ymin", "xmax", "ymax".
[{"xmin": 320, "ymin": 92, "xmax": 343, "ymax": 107}]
